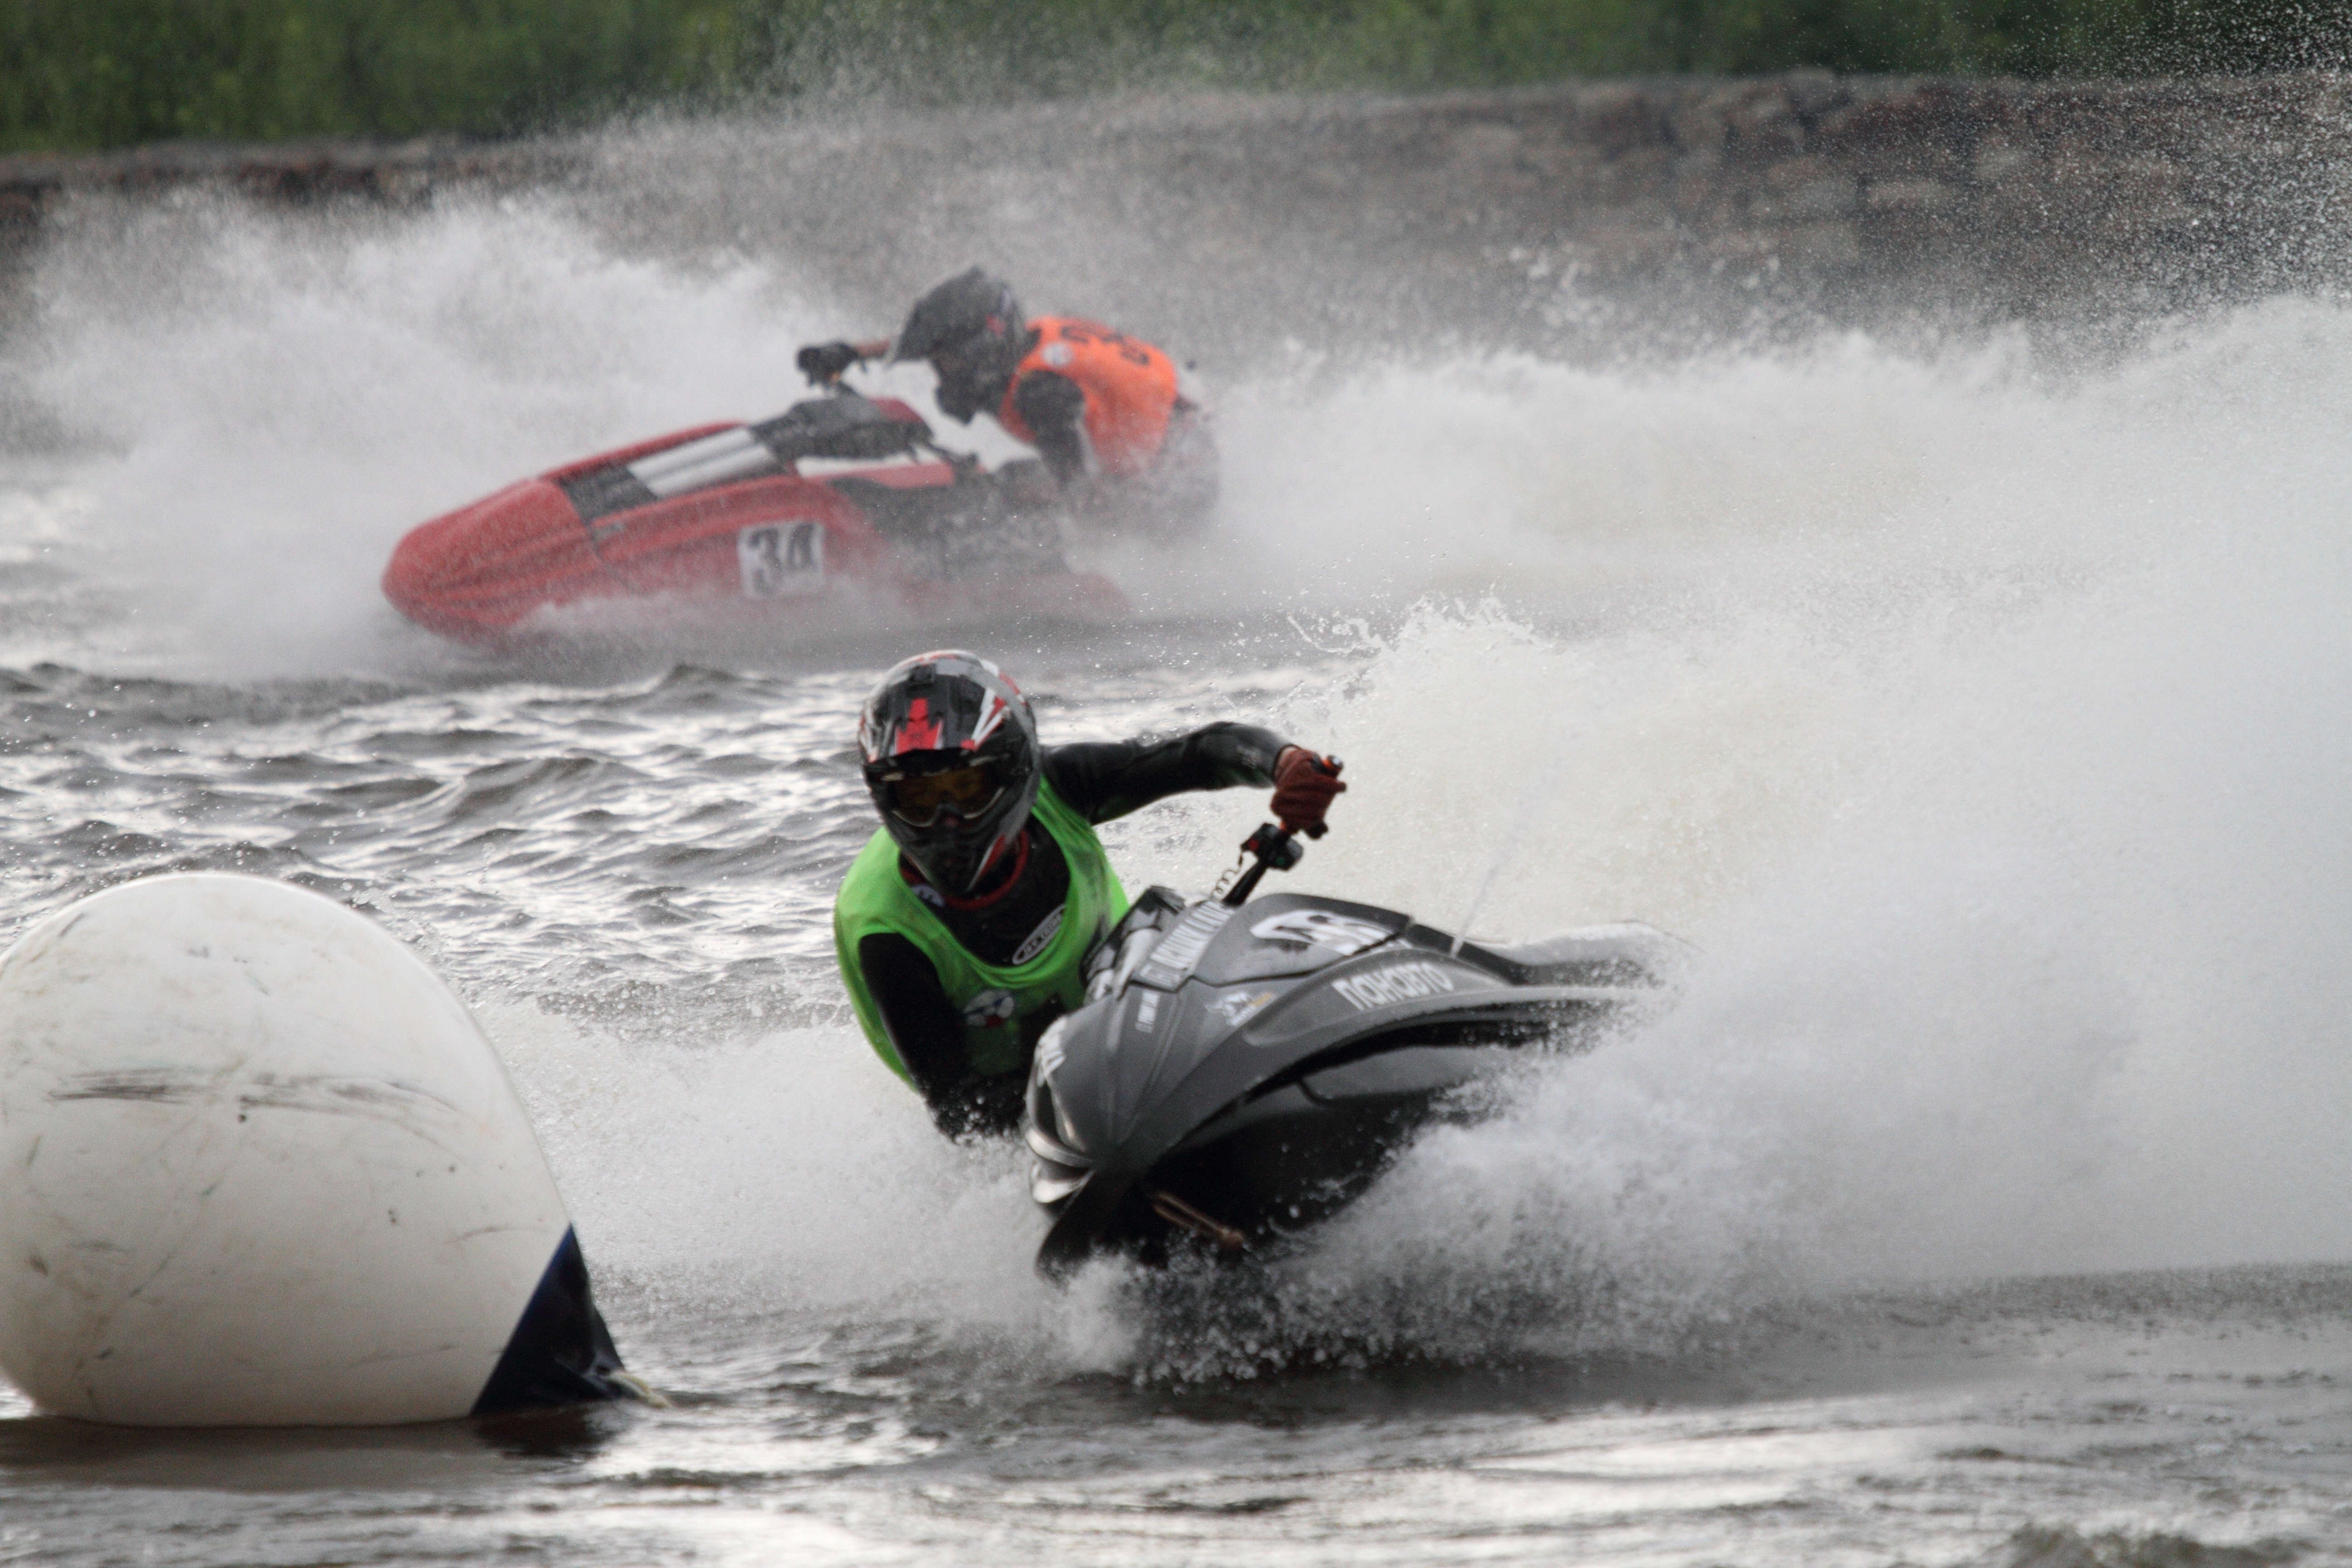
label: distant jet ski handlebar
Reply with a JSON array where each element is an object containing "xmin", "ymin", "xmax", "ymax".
[{"xmin": 796, "ymin": 338, "xmax": 893, "ymax": 389}]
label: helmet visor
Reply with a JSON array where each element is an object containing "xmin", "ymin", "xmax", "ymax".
[{"xmin": 882, "ymin": 760, "xmax": 1006, "ymax": 828}]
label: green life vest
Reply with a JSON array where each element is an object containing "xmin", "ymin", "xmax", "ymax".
[{"xmin": 833, "ymin": 779, "xmax": 1129, "ymax": 1084}]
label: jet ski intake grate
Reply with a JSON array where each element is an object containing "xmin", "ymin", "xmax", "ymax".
[{"xmin": 1145, "ymin": 1185, "xmax": 1249, "ymax": 1253}]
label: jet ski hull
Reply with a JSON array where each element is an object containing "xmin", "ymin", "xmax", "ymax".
[
  {"xmin": 1025, "ymin": 887, "xmax": 1684, "ymax": 1275},
  {"xmin": 384, "ymin": 401, "xmax": 1125, "ymax": 645},
  {"xmin": 1041, "ymin": 1041, "xmax": 1528, "ymax": 1268}
]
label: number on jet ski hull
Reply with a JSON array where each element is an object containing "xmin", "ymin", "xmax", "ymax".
[{"xmin": 738, "ymin": 522, "xmax": 826, "ymax": 598}]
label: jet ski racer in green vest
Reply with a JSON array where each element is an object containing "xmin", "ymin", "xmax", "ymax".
[{"xmin": 835, "ymin": 650, "xmax": 1346, "ymax": 1137}]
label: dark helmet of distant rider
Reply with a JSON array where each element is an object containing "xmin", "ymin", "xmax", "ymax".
[
  {"xmin": 858, "ymin": 650, "xmax": 1042, "ymax": 897},
  {"xmin": 892, "ymin": 269, "xmax": 1031, "ymax": 426}
]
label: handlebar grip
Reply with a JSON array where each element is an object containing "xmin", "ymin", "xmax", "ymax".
[{"xmin": 1294, "ymin": 753, "xmax": 1341, "ymax": 836}]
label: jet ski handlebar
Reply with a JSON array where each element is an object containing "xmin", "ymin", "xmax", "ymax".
[
  {"xmin": 1215, "ymin": 753, "xmax": 1345, "ymax": 906},
  {"xmin": 796, "ymin": 338, "xmax": 892, "ymax": 388},
  {"xmin": 1219, "ymin": 823, "xmax": 1303, "ymax": 907}
]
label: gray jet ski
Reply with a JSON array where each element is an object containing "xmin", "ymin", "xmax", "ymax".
[{"xmin": 1023, "ymin": 823, "xmax": 1686, "ymax": 1277}]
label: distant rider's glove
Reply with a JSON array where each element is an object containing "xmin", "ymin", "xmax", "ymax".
[
  {"xmin": 1271, "ymin": 748, "xmax": 1346, "ymax": 839},
  {"xmin": 796, "ymin": 340, "xmax": 862, "ymax": 387}
]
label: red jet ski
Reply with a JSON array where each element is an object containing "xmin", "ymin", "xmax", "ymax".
[{"xmin": 383, "ymin": 393, "xmax": 1124, "ymax": 645}]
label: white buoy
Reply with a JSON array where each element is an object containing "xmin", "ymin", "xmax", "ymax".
[{"xmin": 0, "ymin": 873, "xmax": 635, "ymax": 1426}]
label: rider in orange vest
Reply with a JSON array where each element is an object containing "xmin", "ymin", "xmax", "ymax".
[{"xmin": 796, "ymin": 269, "xmax": 1215, "ymax": 533}]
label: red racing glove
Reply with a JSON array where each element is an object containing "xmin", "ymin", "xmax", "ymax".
[{"xmin": 1271, "ymin": 748, "xmax": 1346, "ymax": 839}]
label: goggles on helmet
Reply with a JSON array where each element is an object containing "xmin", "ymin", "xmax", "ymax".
[{"xmin": 880, "ymin": 759, "xmax": 1005, "ymax": 828}]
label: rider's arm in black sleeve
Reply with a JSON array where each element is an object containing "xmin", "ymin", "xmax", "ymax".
[
  {"xmin": 1043, "ymin": 721, "xmax": 1291, "ymax": 825},
  {"xmin": 1009, "ymin": 371, "xmax": 1091, "ymax": 485},
  {"xmin": 856, "ymin": 932, "xmax": 1025, "ymax": 1138}
]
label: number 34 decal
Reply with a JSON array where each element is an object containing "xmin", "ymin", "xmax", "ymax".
[{"xmin": 737, "ymin": 522, "xmax": 826, "ymax": 598}]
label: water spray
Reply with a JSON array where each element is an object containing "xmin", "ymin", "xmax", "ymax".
[{"xmin": 1453, "ymin": 728, "xmax": 1579, "ymax": 955}]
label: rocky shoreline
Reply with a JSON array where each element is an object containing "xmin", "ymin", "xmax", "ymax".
[
  {"xmin": 5, "ymin": 72, "xmax": 2347, "ymax": 335},
  {"xmin": 0, "ymin": 134, "xmax": 568, "ymax": 218}
]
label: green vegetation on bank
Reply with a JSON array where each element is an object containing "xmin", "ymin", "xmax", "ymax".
[{"xmin": 4, "ymin": 0, "xmax": 2344, "ymax": 154}]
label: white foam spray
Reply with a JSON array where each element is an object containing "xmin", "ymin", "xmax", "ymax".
[
  {"xmin": 9, "ymin": 196, "xmax": 946, "ymax": 673},
  {"xmin": 1063, "ymin": 300, "xmax": 2352, "ymax": 1369}
]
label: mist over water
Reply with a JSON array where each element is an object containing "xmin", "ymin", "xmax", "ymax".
[{"xmin": 4, "ymin": 132, "xmax": 2352, "ymax": 1396}]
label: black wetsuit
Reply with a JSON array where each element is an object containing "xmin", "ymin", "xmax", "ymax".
[
  {"xmin": 857, "ymin": 721, "xmax": 1289, "ymax": 1137},
  {"xmin": 1007, "ymin": 372, "xmax": 1091, "ymax": 484}
]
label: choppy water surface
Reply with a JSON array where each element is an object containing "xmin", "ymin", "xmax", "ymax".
[{"xmin": 2, "ymin": 115, "xmax": 2352, "ymax": 1565}]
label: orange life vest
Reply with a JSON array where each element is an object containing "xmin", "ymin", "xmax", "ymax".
[{"xmin": 996, "ymin": 317, "xmax": 1180, "ymax": 478}]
